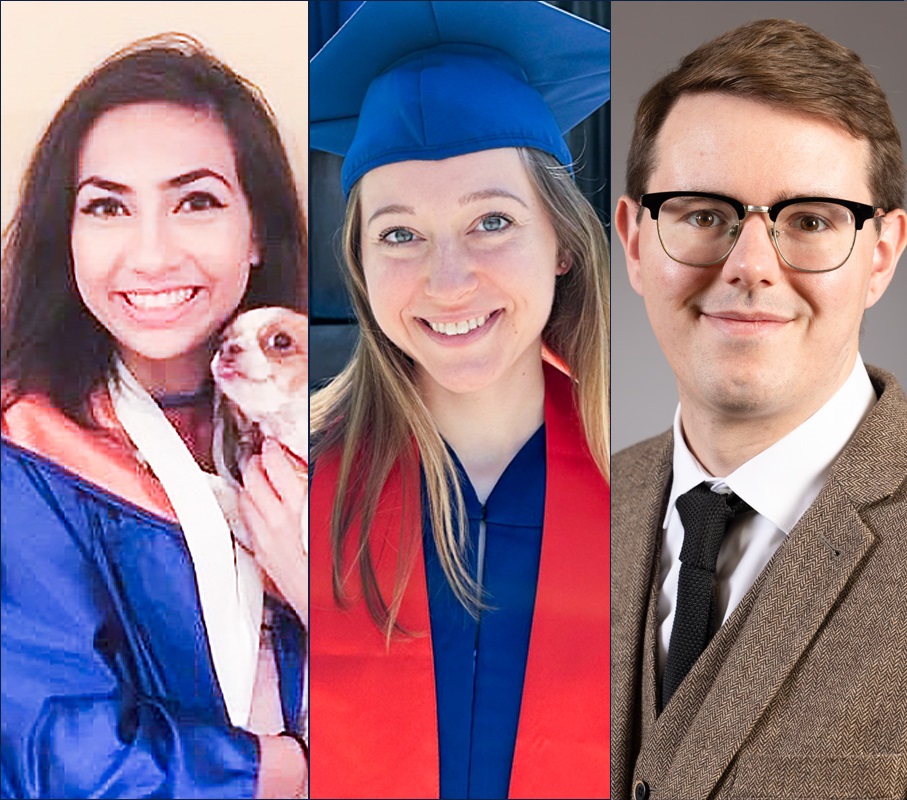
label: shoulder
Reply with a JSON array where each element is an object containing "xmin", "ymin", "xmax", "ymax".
[
  {"xmin": 2, "ymin": 439, "xmax": 178, "ymax": 553},
  {"xmin": 610, "ymin": 430, "xmax": 673, "ymax": 530},
  {"xmin": 613, "ymin": 430, "xmax": 673, "ymax": 485},
  {"xmin": 2, "ymin": 393, "xmax": 176, "ymax": 522},
  {"xmin": 865, "ymin": 364, "xmax": 907, "ymax": 418},
  {"xmin": 834, "ymin": 365, "xmax": 906, "ymax": 495}
]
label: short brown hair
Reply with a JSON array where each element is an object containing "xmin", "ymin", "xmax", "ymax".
[{"xmin": 626, "ymin": 19, "xmax": 905, "ymax": 212}]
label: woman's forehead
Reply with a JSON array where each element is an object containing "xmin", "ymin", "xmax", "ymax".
[{"xmin": 77, "ymin": 102, "xmax": 239, "ymax": 184}]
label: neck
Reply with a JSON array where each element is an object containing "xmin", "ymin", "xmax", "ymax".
[
  {"xmin": 679, "ymin": 369, "xmax": 854, "ymax": 476},
  {"xmin": 119, "ymin": 346, "xmax": 213, "ymax": 397},
  {"xmin": 256, "ymin": 402, "xmax": 310, "ymax": 462},
  {"xmin": 418, "ymin": 361, "xmax": 545, "ymax": 504}
]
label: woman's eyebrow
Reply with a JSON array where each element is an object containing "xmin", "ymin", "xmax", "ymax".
[
  {"xmin": 367, "ymin": 203, "xmax": 415, "ymax": 226},
  {"xmin": 76, "ymin": 176, "xmax": 130, "ymax": 194},
  {"xmin": 75, "ymin": 168, "xmax": 233, "ymax": 195},
  {"xmin": 459, "ymin": 188, "xmax": 528, "ymax": 208},
  {"xmin": 167, "ymin": 168, "xmax": 233, "ymax": 189}
]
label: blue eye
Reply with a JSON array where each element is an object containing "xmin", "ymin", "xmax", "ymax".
[
  {"xmin": 380, "ymin": 227, "xmax": 416, "ymax": 245},
  {"xmin": 477, "ymin": 214, "xmax": 513, "ymax": 232},
  {"xmin": 80, "ymin": 197, "xmax": 129, "ymax": 218},
  {"xmin": 175, "ymin": 192, "xmax": 225, "ymax": 213}
]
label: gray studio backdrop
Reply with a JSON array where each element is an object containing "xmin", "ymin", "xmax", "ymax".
[{"xmin": 610, "ymin": 1, "xmax": 907, "ymax": 453}]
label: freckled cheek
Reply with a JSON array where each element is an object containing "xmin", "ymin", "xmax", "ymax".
[{"xmin": 362, "ymin": 263, "xmax": 412, "ymax": 330}]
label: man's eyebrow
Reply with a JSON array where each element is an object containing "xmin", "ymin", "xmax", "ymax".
[
  {"xmin": 367, "ymin": 203, "xmax": 415, "ymax": 226},
  {"xmin": 459, "ymin": 188, "xmax": 528, "ymax": 208},
  {"xmin": 684, "ymin": 187, "xmax": 849, "ymax": 204},
  {"xmin": 770, "ymin": 188, "xmax": 846, "ymax": 203}
]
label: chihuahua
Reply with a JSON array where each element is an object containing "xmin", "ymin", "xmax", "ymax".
[{"xmin": 209, "ymin": 306, "xmax": 309, "ymax": 550}]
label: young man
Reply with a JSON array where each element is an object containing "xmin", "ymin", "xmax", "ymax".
[{"xmin": 612, "ymin": 19, "xmax": 907, "ymax": 800}]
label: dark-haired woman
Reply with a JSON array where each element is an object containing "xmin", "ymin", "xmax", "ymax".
[{"xmin": 1, "ymin": 36, "xmax": 307, "ymax": 798}]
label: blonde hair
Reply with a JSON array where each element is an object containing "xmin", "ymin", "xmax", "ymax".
[{"xmin": 310, "ymin": 148, "xmax": 609, "ymax": 637}]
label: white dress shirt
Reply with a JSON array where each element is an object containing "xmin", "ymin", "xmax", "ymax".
[{"xmin": 656, "ymin": 354, "xmax": 877, "ymax": 677}]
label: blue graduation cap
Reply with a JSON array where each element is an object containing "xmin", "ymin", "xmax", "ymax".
[{"xmin": 310, "ymin": 1, "xmax": 610, "ymax": 196}]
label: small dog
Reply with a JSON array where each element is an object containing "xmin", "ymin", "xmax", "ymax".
[{"xmin": 209, "ymin": 306, "xmax": 309, "ymax": 551}]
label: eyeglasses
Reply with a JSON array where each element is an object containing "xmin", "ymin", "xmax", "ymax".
[{"xmin": 639, "ymin": 191, "xmax": 883, "ymax": 273}]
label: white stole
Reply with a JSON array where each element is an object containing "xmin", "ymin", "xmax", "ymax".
[{"xmin": 108, "ymin": 360, "xmax": 262, "ymax": 728}]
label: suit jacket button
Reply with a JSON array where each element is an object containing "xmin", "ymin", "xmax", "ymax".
[{"xmin": 634, "ymin": 779, "xmax": 650, "ymax": 800}]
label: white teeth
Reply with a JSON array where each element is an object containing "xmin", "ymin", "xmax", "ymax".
[
  {"xmin": 125, "ymin": 288, "xmax": 195, "ymax": 310},
  {"xmin": 429, "ymin": 314, "xmax": 489, "ymax": 336}
]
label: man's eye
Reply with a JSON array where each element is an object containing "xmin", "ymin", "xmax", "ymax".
[
  {"xmin": 175, "ymin": 192, "xmax": 225, "ymax": 213},
  {"xmin": 80, "ymin": 198, "xmax": 128, "ymax": 218},
  {"xmin": 794, "ymin": 215, "xmax": 829, "ymax": 233},
  {"xmin": 380, "ymin": 228, "xmax": 416, "ymax": 245},
  {"xmin": 477, "ymin": 214, "xmax": 513, "ymax": 233},
  {"xmin": 690, "ymin": 210, "xmax": 720, "ymax": 228}
]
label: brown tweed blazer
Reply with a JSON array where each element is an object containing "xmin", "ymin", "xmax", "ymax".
[{"xmin": 611, "ymin": 366, "xmax": 907, "ymax": 800}]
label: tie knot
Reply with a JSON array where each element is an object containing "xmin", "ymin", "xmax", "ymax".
[{"xmin": 675, "ymin": 482, "xmax": 751, "ymax": 571}]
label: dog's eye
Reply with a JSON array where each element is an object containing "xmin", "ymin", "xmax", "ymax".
[{"xmin": 270, "ymin": 332, "xmax": 294, "ymax": 350}]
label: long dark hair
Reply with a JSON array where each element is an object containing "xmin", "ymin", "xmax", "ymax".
[{"xmin": 1, "ymin": 33, "xmax": 306, "ymax": 426}]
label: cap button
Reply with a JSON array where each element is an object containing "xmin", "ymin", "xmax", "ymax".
[{"xmin": 634, "ymin": 779, "xmax": 650, "ymax": 800}]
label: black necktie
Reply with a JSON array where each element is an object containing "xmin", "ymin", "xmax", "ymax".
[{"xmin": 661, "ymin": 482, "xmax": 752, "ymax": 709}]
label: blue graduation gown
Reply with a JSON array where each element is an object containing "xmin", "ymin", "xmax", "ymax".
[
  {"xmin": 1, "ymin": 440, "xmax": 305, "ymax": 799},
  {"xmin": 424, "ymin": 425, "xmax": 546, "ymax": 799}
]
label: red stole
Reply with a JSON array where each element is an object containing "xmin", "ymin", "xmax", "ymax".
[{"xmin": 309, "ymin": 365, "xmax": 610, "ymax": 798}]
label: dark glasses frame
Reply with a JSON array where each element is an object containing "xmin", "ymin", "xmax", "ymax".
[{"xmin": 638, "ymin": 191, "xmax": 882, "ymax": 273}]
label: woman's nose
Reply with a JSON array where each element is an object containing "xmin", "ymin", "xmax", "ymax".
[
  {"xmin": 424, "ymin": 239, "xmax": 479, "ymax": 300},
  {"xmin": 130, "ymin": 213, "xmax": 175, "ymax": 274}
]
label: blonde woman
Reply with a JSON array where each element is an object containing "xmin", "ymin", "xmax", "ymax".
[{"xmin": 307, "ymin": 2, "xmax": 609, "ymax": 797}]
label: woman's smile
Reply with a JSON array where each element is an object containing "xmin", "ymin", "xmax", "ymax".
[
  {"xmin": 71, "ymin": 102, "xmax": 258, "ymax": 390},
  {"xmin": 360, "ymin": 148, "xmax": 561, "ymax": 397}
]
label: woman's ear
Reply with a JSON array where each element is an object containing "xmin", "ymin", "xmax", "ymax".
[
  {"xmin": 249, "ymin": 239, "xmax": 262, "ymax": 269},
  {"xmin": 556, "ymin": 253, "xmax": 573, "ymax": 276}
]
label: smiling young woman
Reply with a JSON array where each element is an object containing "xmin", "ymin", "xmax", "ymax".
[
  {"xmin": 304, "ymin": 3, "xmax": 611, "ymax": 798},
  {"xmin": 1, "ymin": 36, "xmax": 307, "ymax": 799}
]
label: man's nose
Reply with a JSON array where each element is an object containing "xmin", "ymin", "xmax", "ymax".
[
  {"xmin": 720, "ymin": 212, "xmax": 783, "ymax": 288},
  {"xmin": 424, "ymin": 239, "xmax": 479, "ymax": 300}
]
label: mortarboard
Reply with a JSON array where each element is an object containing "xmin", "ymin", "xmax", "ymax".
[{"xmin": 310, "ymin": 0, "xmax": 610, "ymax": 196}]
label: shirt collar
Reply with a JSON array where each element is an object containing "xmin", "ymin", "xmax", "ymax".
[{"xmin": 665, "ymin": 354, "xmax": 877, "ymax": 535}]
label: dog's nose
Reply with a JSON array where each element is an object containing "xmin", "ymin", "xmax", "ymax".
[{"xmin": 221, "ymin": 342, "xmax": 243, "ymax": 359}]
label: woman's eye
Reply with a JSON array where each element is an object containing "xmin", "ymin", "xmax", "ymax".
[
  {"xmin": 175, "ymin": 192, "xmax": 225, "ymax": 213},
  {"xmin": 80, "ymin": 197, "xmax": 128, "ymax": 218},
  {"xmin": 477, "ymin": 214, "xmax": 512, "ymax": 233},
  {"xmin": 379, "ymin": 228, "xmax": 416, "ymax": 245}
]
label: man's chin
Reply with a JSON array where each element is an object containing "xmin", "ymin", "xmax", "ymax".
[{"xmin": 695, "ymin": 371, "xmax": 790, "ymax": 419}]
